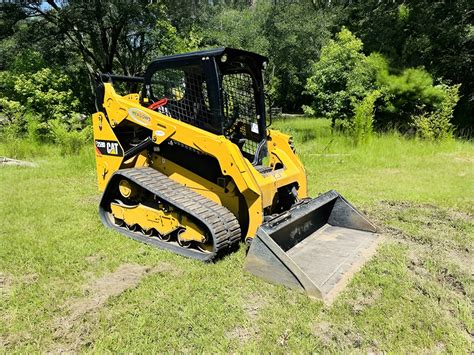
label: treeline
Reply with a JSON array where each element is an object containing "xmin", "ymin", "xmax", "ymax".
[{"xmin": 0, "ymin": 0, "xmax": 472, "ymax": 145}]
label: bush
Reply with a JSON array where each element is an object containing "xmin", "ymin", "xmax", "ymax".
[
  {"xmin": 301, "ymin": 105, "xmax": 315, "ymax": 117},
  {"xmin": 0, "ymin": 68, "xmax": 82, "ymax": 141},
  {"xmin": 50, "ymin": 118, "xmax": 92, "ymax": 155},
  {"xmin": 304, "ymin": 28, "xmax": 461, "ymax": 141},
  {"xmin": 305, "ymin": 28, "xmax": 383, "ymax": 125},
  {"xmin": 13, "ymin": 68, "xmax": 80, "ymax": 122},
  {"xmin": 0, "ymin": 97, "xmax": 26, "ymax": 136},
  {"xmin": 410, "ymin": 84, "xmax": 459, "ymax": 140},
  {"xmin": 0, "ymin": 112, "xmax": 91, "ymax": 156},
  {"xmin": 376, "ymin": 68, "xmax": 447, "ymax": 130},
  {"xmin": 352, "ymin": 90, "xmax": 380, "ymax": 145}
]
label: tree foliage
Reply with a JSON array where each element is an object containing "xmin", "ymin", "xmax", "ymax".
[
  {"xmin": 345, "ymin": 0, "xmax": 473, "ymax": 130},
  {"xmin": 0, "ymin": 0, "xmax": 472, "ymax": 147},
  {"xmin": 305, "ymin": 28, "xmax": 460, "ymax": 140},
  {"xmin": 21, "ymin": 0, "xmax": 186, "ymax": 75},
  {"xmin": 1, "ymin": 68, "xmax": 83, "ymax": 141},
  {"xmin": 305, "ymin": 28, "xmax": 382, "ymax": 124}
]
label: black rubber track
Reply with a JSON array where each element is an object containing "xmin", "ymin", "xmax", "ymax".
[{"xmin": 99, "ymin": 167, "xmax": 241, "ymax": 261}]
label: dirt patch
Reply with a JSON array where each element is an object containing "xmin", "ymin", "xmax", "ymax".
[
  {"xmin": 437, "ymin": 268, "xmax": 466, "ymax": 296},
  {"xmin": 78, "ymin": 195, "xmax": 101, "ymax": 206},
  {"xmin": 85, "ymin": 254, "xmax": 104, "ymax": 264},
  {"xmin": 0, "ymin": 336, "xmax": 7, "ymax": 349},
  {"xmin": 0, "ymin": 156, "xmax": 38, "ymax": 168},
  {"xmin": 369, "ymin": 200, "xmax": 473, "ymax": 299},
  {"xmin": 225, "ymin": 294, "xmax": 266, "ymax": 344},
  {"xmin": 278, "ymin": 329, "xmax": 290, "ymax": 346},
  {"xmin": 454, "ymin": 156, "xmax": 474, "ymax": 163},
  {"xmin": 50, "ymin": 263, "xmax": 172, "ymax": 353},
  {"xmin": 0, "ymin": 273, "xmax": 12, "ymax": 295},
  {"xmin": 311, "ymin": 321, "xmax": 363, "ymax": 348},
  {"xmin": 243, "ymin": 294, "xmax": 266, "ymax": 320},
  {"xmin": 407, "ymin": 247, "xmax": 430, "ymax": 277},
  {"xmin": 21, "ymin": 273, "xmax": 39, "ymax": 285},
  {"xmin": 437, "ymin": 152, "xmax": 474, "ymax": 164},
  {"xmin": 381, "ymin": 168, "xmax": 401, "ymax": 175},
  {"xmin": 75, "ymin": 264, "xmax": 152, "ymax": 312},
  {"xmin": 381, "ymin": 201, "xmax": 472, "ymax": 249},
  {"xmin": 367, "ymin": 201, "xmax": 473, "ymax": 250},
  {"xmin": 379, "ymin": 201, "xmax": 472, "ymax": 224},
  {"xmin": 447, "ymin": 250, "xmax": 474, "ymax": 276},
  {"xmin": 225, "ymin": 326, "xmax": 257, "ymax": 344},
  {"xmin": 312, "ymin": 321, "xmax": 333, "ymax": 346},
  {"xmin": 349, "ymin": 289, "xmax": 382, "ymax": 315},
  {"xmin": 1, "ymin": 305, "xmax": 36, "ymax": 349},
  {"xmin": 0, "ymin": 273, "xmax": 38, "ymax": 297}
]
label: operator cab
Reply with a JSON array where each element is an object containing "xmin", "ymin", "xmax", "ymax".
[{"xmin": 142, "ymin": 47, "xmax": 269, "ymax": 165}]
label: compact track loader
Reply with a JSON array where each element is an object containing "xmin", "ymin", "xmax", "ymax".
[{"xmin": 92, "ymin": 47, "xmax": 379, "ymax": 301}]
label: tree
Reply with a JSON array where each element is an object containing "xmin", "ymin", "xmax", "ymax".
[
  {"xmin": 305, "ymin": 28, "xmax": 460, "ymax": 140},
  {"xmin": 21, "ymin": 1, "xmax": 185, "ymax": 76},
  {"xmin": 201, "ymin": 0, "xmax": 342, "ymax": 112},
  {"xmin": 305, "ymin": 28, "xmax": 382, "ymax": 124},
  {"xmin": 0, "ymin": 0, "xmax": 194, "ymax": 114},
  {"xmin": 345, "ymin": 0, "xmax": 473, "ymax": 131},
  {"xmin": 262, "ymin": 1, "xmax": 341, "ymax": 112}
]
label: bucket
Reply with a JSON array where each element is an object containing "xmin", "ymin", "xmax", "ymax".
[{"xmin": 244, "ymin": 190, "xmax": 379, "ymax": 302}]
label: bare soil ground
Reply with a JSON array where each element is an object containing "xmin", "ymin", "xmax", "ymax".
[{"xmin": 49, "ymin": 263, "xmax": 170, "ymax": 352}]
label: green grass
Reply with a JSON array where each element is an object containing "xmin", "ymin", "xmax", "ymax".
[
  {"xmin": 1, "ymin": 118, "xmax": 473, "ymax": 352},
  {"xmin": 276, "ymin": 117, "xmax": 474, "ymax": 212}
]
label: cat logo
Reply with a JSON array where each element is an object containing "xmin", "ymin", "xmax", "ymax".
[
  {"xmin": 95, "ymin": 140, "xmax": 123, "ymax": 156},
  {"xmin": 106, "ymin": 142, "xmax": 119, "ymax": 155}
]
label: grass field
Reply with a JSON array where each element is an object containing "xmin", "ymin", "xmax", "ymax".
[{"xmin": 1, "ymin": 118, "xmax": 473, "ymax": 352}]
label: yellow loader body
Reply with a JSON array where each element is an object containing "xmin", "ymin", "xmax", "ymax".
[
  {"xmin": 92, "ymin": 48, "xmax": 378, "ymax": 301},
  {"xmin": 93, "ymin": 83, "xmax": 307, "ymax": 240}
]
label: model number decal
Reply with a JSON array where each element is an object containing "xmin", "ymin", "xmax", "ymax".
[{"xmin": 95, "ymin": 140, "xmax": 123, "ymax": 156}]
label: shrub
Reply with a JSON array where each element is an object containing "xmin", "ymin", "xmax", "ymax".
[
  {"xmin": 352, "ymin": 90, "xmax": 380, "ymax": 145},
  {"xmin": 411, "ymin": 84, "xmax": 459, "ymax": 140},
  {"xmin": 305, "ymin": 28, "xmax": 383, "ymax": 125},
  {"xmin": 375, "ymin": 68, "xmax": 447, "ymax": 130},
  {"xmin": 50, "ymin": 119, "xmax": 92, "ymax": 155},
  {"xmin": 0, "ymin": 98, "xmax": 26, "ymax": 136},
  {"xmin": 13, "ymin": 68, "xmax": 80, "ymax": 123},
  {"xmin": 304, "ymin": 28, "xmax": 461, "ymax": 141},
  {"xmin": 301, "ymin": 105, "xmax": 315, "ymax": 117},
  {"xmin": 1, "ymin": 68, "xmax": 85, "ymax": 143}
]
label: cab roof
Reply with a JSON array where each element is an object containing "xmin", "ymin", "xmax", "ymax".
[{"xmin": 149, "ymin": 47, "xmax": 268, "ymax": 67}]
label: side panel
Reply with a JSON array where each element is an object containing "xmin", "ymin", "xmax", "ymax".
[
  {"xmin": 267, "ymin": 130, "xmax": 308, "ymax": 199},
  {"xmin": 92, "ymin": 112, "xmax": 124, "ymax": 191}
]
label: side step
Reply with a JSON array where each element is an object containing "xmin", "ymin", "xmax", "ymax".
[{"xmin": 244, "ymin": 190, "xmax": 379, "ymax": 302}]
